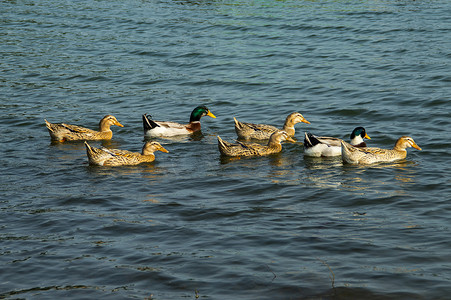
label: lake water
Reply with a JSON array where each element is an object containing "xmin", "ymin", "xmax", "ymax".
[{"xmin": 1, "ymin": 0, "xmax": 450, "ymax": 299}]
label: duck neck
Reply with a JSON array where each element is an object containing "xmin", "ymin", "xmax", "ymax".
[
  {"xmin": 142, "ymin": 153, "xmax": 155, "ymax": 160},
  {"xmin": 142, "ymin": 149, "xmax": 155, "ymax": 155},
  {"xmin": 99, "ymin": 122, "xmax": 112, "ymax": 133},
  {"xmin": 350, "ymin": 135, "xmax": 364, "ymax": 146},
  {"xmin": 393, "ymin": 138, "xmax": 410, "ymax": 152},
  {"xmin": 282, "ymin": 125, "xmax": 295, "ymax": 136},
  {"xmin": 139, "ymin": 153, "xmax": 155, "ymax": 163},
  {"xmin": 282, "ymin": 117, "xmax": 296, "ymax": 136},
  {"xmin": 266, "ymin": 140, "xmax": 282, "ymax": 152},
  {"xmin": 190, "ymin": 116, "xmax": 200, "ymax": 123}
]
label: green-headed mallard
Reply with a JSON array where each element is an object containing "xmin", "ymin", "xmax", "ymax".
[
  {"xmin": 143, "ymin": 105, "xmax": 216, "ymax": 137},
  {"xmin": 234, "ymin": 112, "xmax": 310, "ymax": 140},
  {"xmin": 341, "ymin": 136, "xmax": 421, "ymax": 164},
  {"xmin": 304, "ymin": 127, "xmax": 371, "ymax": 157},
  {"xmin": 45, "ymin": 115, "xmax": 123, "ymax": 142},
  {"xmin": 217, "ymin": 130, "xmax": 295, "ymax": 157},
  {"xmin": 84, "ymin": 141, "xmax": 168, "ymax": 166}
]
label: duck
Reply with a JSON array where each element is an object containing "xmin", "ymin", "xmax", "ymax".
[
  {"xmin": 217, "ymin": 130, "xmax": 295, "ymax": 157},
  {"xmin": 341, "ymin": 136, "xmax": 421, "ymax": 165},
  {"xmin": 143, "ymin": 105, "xmax": 216, "ymax": 137},
  {"xmin": 234, "ymin": 112, "xmax": 310, "ymax": 140},
  {"xmin": 84, "ymin": 141, "xmax": 169, "ymax": 166},
  {"xmin": 304, "ymin": 127, "xmax": 371, "ymax": 157},
  {"xmin": 45, "ymin": 115, "xmax": 123, "ymax": 142}
]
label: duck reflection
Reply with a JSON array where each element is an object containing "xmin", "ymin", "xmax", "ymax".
[
  {"xmin": 304, "ymin": 156, "xmax": 343, "ymax": 170},
  {"xmin": 339, "ymin": 160, "xmax": 419, "ymax": 195},
  {"xmin": 302, "ymin": 155, "xmax": 419, "ymax": 192}
]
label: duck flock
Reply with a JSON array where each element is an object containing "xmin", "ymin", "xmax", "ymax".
[{"xmin": 45, "ymin": 105, "xmax": 421, "ymax": 167}]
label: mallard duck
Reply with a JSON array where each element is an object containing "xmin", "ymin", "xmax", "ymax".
[
  {"xmin": 234, "ymin": 112, "xmax": 310, "ymax": 140},
  {"xmin": 143, "ymin": 105, "xmax": 216, "ymax": 137},
  {"xmin": 45, "ymin": 115, "xmax": 123, "ymax": 142},
  {"xmin": 341, "ymin": 136, "xmax": 421, "ymax": 165},
  {"xmin": 84, "ymin": 141, "xmax": 169, "ymax": 166},
  {"xmin": 304, "ymin": 127, "xmax": 371, "ymax": 157},
  {"xmin": 217, "ymin": 130, "xmax": 295, "ymax": 157}
]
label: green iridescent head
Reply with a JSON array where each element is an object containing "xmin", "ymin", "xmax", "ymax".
[
  {"xmin": 189, "ymin": 105, "xmax": 216, "ymax": 122},
  {"xmin": 350, "ymin": 127, "xmax": 371, "ymax": 140}
]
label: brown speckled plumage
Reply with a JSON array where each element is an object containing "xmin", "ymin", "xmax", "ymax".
[
  {"xmin": 45, "ymin": 115, "xmax": 123, "ymax": 142},
  {"xmin": 218, "ymin": 130, "xmax": 295, "ymax": 157},
  {"xmin": 85, "ymin": 141, "xmax": 169, "ymax": 166},
  {"xmin": 234, "ymin": 112, "xmax": 310, "ymax": 140},
  {"xmin": 341, "ymin": 136, "xmax": 421, "ymax": 164}
]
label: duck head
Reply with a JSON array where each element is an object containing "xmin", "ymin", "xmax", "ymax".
[
  {"xmin": 395, "ymin": 136, "xmax": 422, "ymax": 151},
  {"xmin": 286, "ymin": 112, "xmax": 310, "ymax": 125},
  {"xmin": 99, "ymin": 115, "xmax": 124, "ymax": 131},
  {"xmin": 142, "ymin": 141, "xmax": 169, "ymax": 155},
  {"xmin": 190, "ymin": 105, "xmax": 216, "ymax": 122}
]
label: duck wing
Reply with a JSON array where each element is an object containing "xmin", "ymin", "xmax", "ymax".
[
  {"xmin": 59, "ymin": 123, "xmax": 95, "ymax": 134},
  {"xmin": 218, "ymin": 136, "xmax": 263, "ymax": 157},
  {"xmin": 304, "ymin": 132, "xmax": 342, "ymax": 147},
  {"xmin": 245, "ymin": 122, "xmax": 277, "ymax": 133},
  {"xmin": 85, "ymin": 142, "xmax": 116, "ymax": 165}
]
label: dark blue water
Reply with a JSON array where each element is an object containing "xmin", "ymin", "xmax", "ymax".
[{"xmin": 1, "ymin": 0, "xmax": 451, "ymax": 299}]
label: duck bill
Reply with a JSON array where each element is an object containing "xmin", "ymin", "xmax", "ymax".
[
  {"xmin": 207, "ymin": 111, "xmax": 216, "ymax": 118},
  {"xmin": 301, "ymin": 118, "xmax": 310, "ymax": 124},
  {"xmin": 286, "ymin": 136, "xmax": 296, "ymax": 143},
  {"xmin": 159, "ymin": 146, "xmax": 169, "ymax": 153},
  {"xmin": 364, "ymin": 133, "xmax": 371, "ymax": 139},
  {"xmin": 115, "ymin": 121, "xmax": 124, "ymax": 127},
  {"xmin": 412, "ymin": 142, "xmax": 422, "ymax": 151}
]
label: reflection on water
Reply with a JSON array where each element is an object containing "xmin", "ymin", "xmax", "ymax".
[
  {"xmin": 219, "ymin": 153, "xmax": 420, "ymax": 189},
  {"xmin": 301, "ymin": 157, "xmax": 420, "ymax": 194},
  {"xmin": 304, "ymin": 156, "xmax": 344, "ymax": 170},
  {"xmin": 142, "ymin": 195, "xmax": 161, "ymax": 204},
  {"xmin": 340, "ymin": 160, "xmax": 419, "ymax": 197},
  {"xmin": 1, "ymin": 285, "xmax": 98, "ymax": 299},
  {"xmin": 3, "ymin": 0, "xmax": 450, "ymax": 298},
  {"xmin": 86, "ymin": 163, "xmax": 163, "ymax": 178}
]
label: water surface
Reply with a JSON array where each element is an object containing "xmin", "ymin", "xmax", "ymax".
[{"xmin": 1, "ymin": 0, "xmax": 451, "ymax": 299}]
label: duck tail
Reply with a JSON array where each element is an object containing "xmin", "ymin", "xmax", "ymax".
[
  {"xmin": 142, "ymin": 114, "xmax": 159, "ymax": 132},
  {"xmin": 341, "ymin": 140, "xmax": 356, "ymax": 152},
  {"xmin": 44, "ymin": 119, "xmax": 56, "ymax": 132},
  {"xmin": 233, "ymin": 117, "xmax": 242, "ymax": 129},
  {"xmin": 341, "ymin": 140, "xmax": 359, "ymax": 164},
  {"xmin": 217, "ymin": 136, "xmax": 230, "ymax": 154},
  {"xmin": 84, "ymin": 141, "xmax": 96, "ymax": 157},
  {"xmin": 84, "ymin": 141, "xmax": 110, "ymax": 166},
  {"xmin": 217, "ymin": 135, "xmax": 225, "ymax": 148},
  {"xmin": 84, "ymin": 141, "xmax": 94, "ymax": 160},
  {"xmin": 303, "ymin": 132, "xmax": 320, "ymax": 148}
]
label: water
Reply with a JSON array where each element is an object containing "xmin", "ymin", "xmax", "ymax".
[{"xmin": 1, "ymin": 0, "xmax": 450, "ymax": 299}]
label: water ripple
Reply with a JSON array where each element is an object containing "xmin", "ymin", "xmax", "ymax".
[{"xmin": 1, "ymin": 0, "xmax": 451, "ymax": 299}]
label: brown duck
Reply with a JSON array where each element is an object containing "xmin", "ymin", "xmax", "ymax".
[
  {"xmin": 45, "ymin": 115, "xmax": 123, "ymax": 142},
  {"xmin": 341, "ymin": 136, "xmax": 421, "ymax": 164},
  {"xmin": 234, "ymin": 112, "xmax": 310, "ymax": 140},
  {"xmin": 84, "ymin": 141, "xmax": 169, "ymax": 166},
  {"xmin": 218, "ymin": 130, "xmax": 295, "ymax": 157}
]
